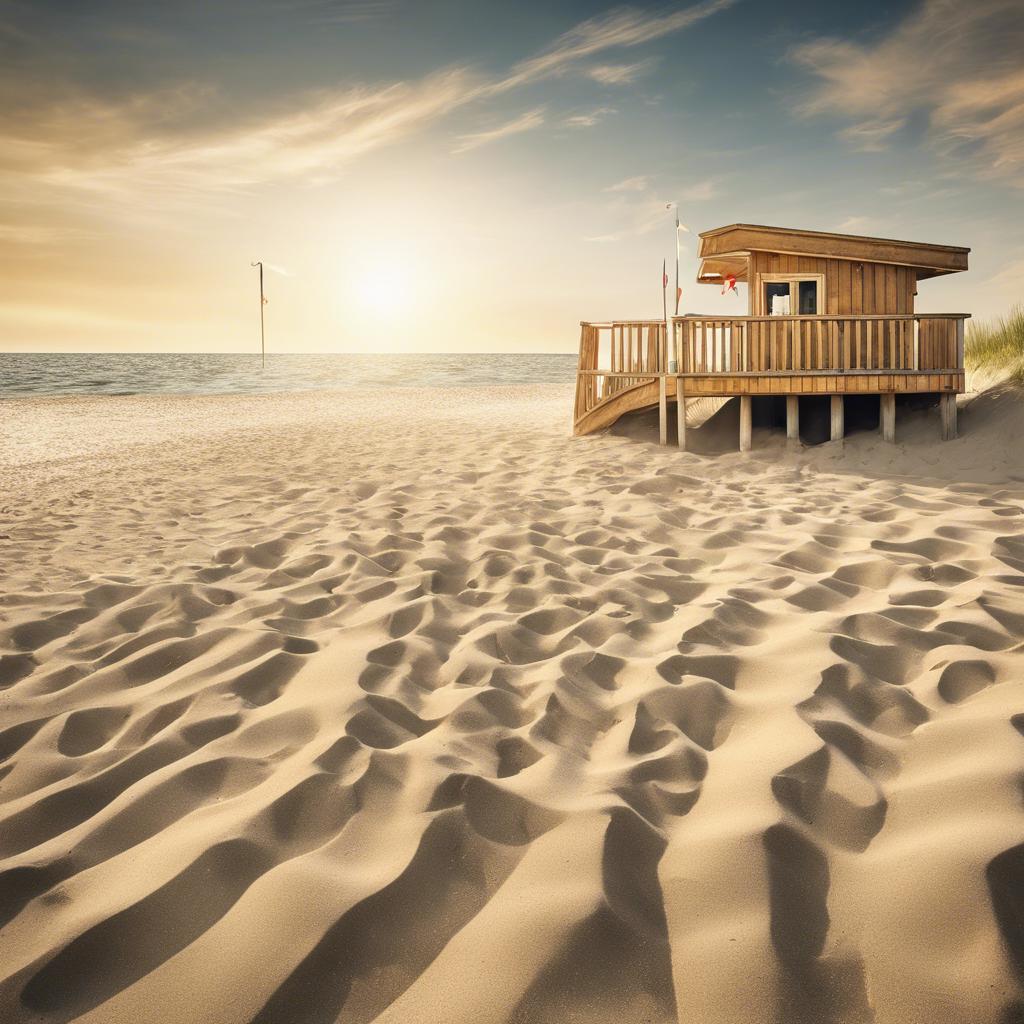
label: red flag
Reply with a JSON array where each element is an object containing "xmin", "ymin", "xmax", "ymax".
[
  {"xmin": 663, "ymin": 268, "xmax": 669, "ymax": 288},
  {"xmin": 676, "ymin": 286, "xmax": 682, "ymax": 305},
  {"xmin": 721, "ymin": 273, "xmax": 738, "ymax": 296}
]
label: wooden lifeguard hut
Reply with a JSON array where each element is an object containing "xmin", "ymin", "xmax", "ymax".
[{"xmin": 573, "ymin": 224, "xmax": 970, "ymax": 449}]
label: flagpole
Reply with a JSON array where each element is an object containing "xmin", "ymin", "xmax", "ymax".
[
  {"xmin": 662, "ymin": 258, "xmax": 667, "ymax": 324},
  {"xmin": 674, "ymin": 210, "xmax": 681, "ymax": 316},
  {"xmin": 251, "ymin": 261, "xmax": 265, "ymax": 369}
]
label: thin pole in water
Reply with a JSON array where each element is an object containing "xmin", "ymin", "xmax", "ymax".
[{"xmin": 251, "ymin": 261, "xmax": 265, "ymax": 368}]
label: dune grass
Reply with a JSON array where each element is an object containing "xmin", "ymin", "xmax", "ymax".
[{"xmin": 964, "ymin": 305, "xmax": 1024, "ymax": 385}]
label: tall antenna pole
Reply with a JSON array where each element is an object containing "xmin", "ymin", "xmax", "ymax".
[{"xmin": 251, "ymin": 261, "xmax": 265, "ymax": 368}]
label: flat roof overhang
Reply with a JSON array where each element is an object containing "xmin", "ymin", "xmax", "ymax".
[{"xmin": 695, "ymin": 223, "xmax": 970, "ymax": 285}]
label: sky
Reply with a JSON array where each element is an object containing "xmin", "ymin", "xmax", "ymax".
[{"xmin": 1, "ymin": 0, "xmax": 1023, "ymax": 353}]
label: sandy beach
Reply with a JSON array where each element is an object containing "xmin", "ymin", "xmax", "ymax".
[{"xmin": 2, "ymin": 383, "xmax": 1024, "ymax": 1024}]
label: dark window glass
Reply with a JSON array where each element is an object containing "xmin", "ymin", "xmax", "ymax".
[{"xmin": 798, "ymin": 280, "xmax": 818, "ymax": 314}]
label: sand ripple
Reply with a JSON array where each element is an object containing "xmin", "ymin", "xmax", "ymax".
[{"xmin": 1, "ymin": 384, "xmax": 1023, "ymax": 1023}]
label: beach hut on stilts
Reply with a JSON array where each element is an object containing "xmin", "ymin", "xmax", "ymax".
[{"xmin": 573, "ymin": 224, "xmax": 970, "ymax": 450}]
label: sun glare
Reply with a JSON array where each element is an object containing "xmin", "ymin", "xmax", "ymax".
[{"xmin": 354, "ymin": 264, "xmax": 412, "ymax": 317}]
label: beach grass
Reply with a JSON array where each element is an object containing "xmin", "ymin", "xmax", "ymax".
[{"xmin": 965, "ymin": 304, "xmax": 1024, "ymax": 384}]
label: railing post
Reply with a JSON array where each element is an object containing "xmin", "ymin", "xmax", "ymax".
[
  {"xmin": 573, "ymin": 323, "xmax": 586, "ymax": 425},
  {"xmin": 956, "ymin": 318, "xmax": 965, "ymax": 370}
]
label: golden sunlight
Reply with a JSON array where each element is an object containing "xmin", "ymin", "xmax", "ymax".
[
  {"xmin": 5, "ymin": 3, "xmax": 1024, "ymax": 1023},
  {"xmin": 353, "ymin": 261, "xmax": 415, "ymax": 317}
]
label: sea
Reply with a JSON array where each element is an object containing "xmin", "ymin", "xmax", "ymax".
[{"xmin": 0, "ymin": 353, "xmax": 578, "ymax": 398}]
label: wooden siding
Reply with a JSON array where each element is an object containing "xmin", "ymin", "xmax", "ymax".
[{"xmin": 748, "ymin": 252, "xmax": 917, "ymax": 316}]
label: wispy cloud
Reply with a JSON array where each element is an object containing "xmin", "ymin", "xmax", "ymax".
[
  {"xmin": 601, "ymin": 176, "xmax": 717, "ymax": 200},
  {"xmin": 586, "ymin": 195, "xmax": 678, "ymax": 243},
  {"xmin": 0, "ymin": 222, "xmax": 89, "ymax": 245},
  {"xmin": 678, "ymin": 179, "xmax": 717, "ymax": 201},
  {"xmin": 256, "ymin": 0, "xmax": 399, "ymax": 24},
  {"xmin": 308, "ymin": 0, "xmax": 399, "ymax": 23},
  {"xmin": 587, "ymin": 59, "xmax": 658, "ymax": 85},
  {"xmin": 991, "ymin": 256, "xmax": 1024, "ymax": 289},
  {"xmin": 0, "ymin": 71, "xmax": 479, "ymax": 206},
  {"xmin": 604, "ymin": 175, "xmax": 649, "ymax": 192},
  {"xmin": 0, "ymin": 0, "xmax": 738, "ymax": 228},
  {"xmin": 836, "ymin": 118, "xmax": 906, "ymax": 152},
  {"xmin": 563, "ymin": 107, "xmax": 616, "ymax": 129},
  {"xmin": 837, "ymin": 215, "xmax": 870, "ymax": 232},
  {"xmin": 791, "ymin": 0, "xmax": 1024, "ymax": 184},
  {"xmin": 452, "ymin": 107, "xmax": 546, "ymax": 153},
  {"xmin": 879, "ymin": 178, "xmax": 960, "ymax": 201},
  {"xmin": 491, "ymin": 0, "xmax": 736, "ymax": 94},
  {"xmin": 587, "ymin": 173, "xmax": 722, "ymax": 243}
]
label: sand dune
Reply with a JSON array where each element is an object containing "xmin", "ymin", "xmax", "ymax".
[{"xmin": 1, "ymin": 383, "xmax": 1023, "ymax": 1023}]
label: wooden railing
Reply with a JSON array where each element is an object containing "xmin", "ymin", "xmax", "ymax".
[
  {"xmin": 575, "ymin": 321, "xmax": 667, "ymax": 423},
  {"xmin": 672, "ymin": 314, "xmax": 967, "ymax": 375},
  {"xmin": 574, "ymin": 314, "xmax": 967, "ymax": 429}
]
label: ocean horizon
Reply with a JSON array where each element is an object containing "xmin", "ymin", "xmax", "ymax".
[{"xmin": 0, "ymin": 352, "xmax": 578, "ymax": 398}]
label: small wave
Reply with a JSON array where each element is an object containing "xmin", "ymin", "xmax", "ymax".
[{"xmin": 0, "ymin": 353, "xmax": 577, "ymax": 397}]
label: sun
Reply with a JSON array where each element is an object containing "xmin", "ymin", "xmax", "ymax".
[{"xmin": 353, "ymin": 264, "xmax": 412, "ymax": 317}]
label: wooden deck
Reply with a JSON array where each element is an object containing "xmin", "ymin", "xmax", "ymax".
[{"xmin": 574, "ymin": 314, "xmax": 968, "ymax": 445}]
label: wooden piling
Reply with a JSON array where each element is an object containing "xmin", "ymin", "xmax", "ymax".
[
  {"xmin": 786, "ymin": 396, "xmax": 799, "ymax": 444},
  {"xmin": 739, "ymin": 396, "xmax": 752, "ymax": 452},
  {"xmin": 830, "ymin": 395, "xmax": 844, "ymax": 443},
  {"xmin": 940, "ymin": 392, "xmax": 957, "ymax": 440},
  {"xmin": 880, "ymin": 394, "xmax": 896, "ymax": 443},
  {"xmin": 676, "ymin": 382, "xmax": 687, "ymax": 451},
  {"xmin": 658, "ymin": 375, "xmax": 668, "ymax": 446}
]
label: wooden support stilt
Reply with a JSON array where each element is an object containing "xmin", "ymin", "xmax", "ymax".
[
  {"xmin": 676, "ymin": 381, "xmax": 687, "ymax": 451},
  {"xmin": 830, "ymin": 395, "xmax": 844, "ymax": 443},
  {"xmin": 658, "ymin": 375, "xmax": 668, "ymax": 446},
  {"xmin": 880, "ymin": 393, "xmax": 896, "ymax": 443},
  {"xmin": 940, "ymin": 392, "xmax": 957, "ymax": 440},
  {"xmin": 739, "ymin": 395, "xmax": 752, "ymax": 452},
  {"xmin": 786, "ymin": 396, "xmax": 799, "ymax": 444}
]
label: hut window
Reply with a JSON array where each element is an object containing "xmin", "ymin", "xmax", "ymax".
[
  {"xmin": 761, "ymin": 274, "xmax": 824, "ymax": 315},
  {"xmin": 798, "ymin": 280, "xmax": 818, "ymax": 314}
]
